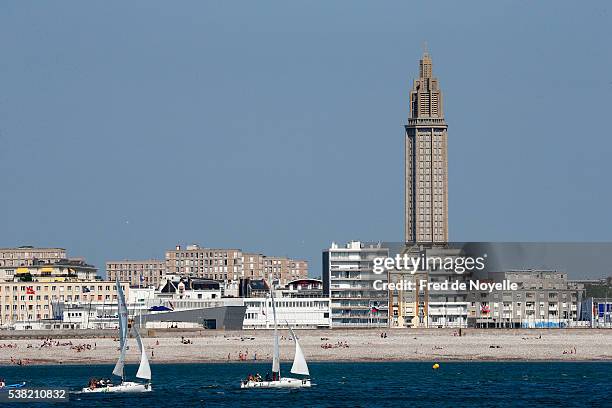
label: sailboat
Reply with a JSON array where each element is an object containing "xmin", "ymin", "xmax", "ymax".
[
  {"xmin": 81, "ymin": 278, "xmax": 152, "ymax": 393},
  {"xmin": 240, "ymin": 286, "xmax": 311, "ymax": 389}
]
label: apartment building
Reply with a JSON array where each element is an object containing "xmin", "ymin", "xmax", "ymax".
[
  {"xmin": 0, "ymin": 259, "xmax": 98, "ymax": 283},
  {"xmin": 110, "ymin": 244, "xmax": 308, "ymax": 287},
  {"xmin": 106, "ymin": 260, "xmax": 166, "ymax": 287},
  {"xmin": 165, "ymin": 244, "xmax": 244, "ymax": 281},
  {"xmin": 323, "ymin": 241, "xmax": 389, "ymax": 328},
  {"xmin": 388, "ymin": 245, "xmax": 471, "ymax": 328},
  {"xmin": 0, "ymin": 246, "xmax": 67, "ymax": 267},
  {"xmin": 467, "ymin": 270, "xmax": 584, "ymax": 328},
  {"xmin": 0, "ymin": 281, "xmax": 127, "ymax": 327},
  {"xmin": 263, "ymin": 256, "xmax": 308, "ymax": 284}
]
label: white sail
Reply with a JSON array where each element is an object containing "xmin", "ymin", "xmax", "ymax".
[
  {"xmin": 270, "ymin": 287, "xmax": 280, "ymax": 375},
  {"xmin": 288, "ymin": 326, "xmax": 309, "ymax": 376},
  {"xmin": 133, "ymin": 325, "xmax": 152, "ymax": 381},
  {"xmin": 112, "ymin": 278, "xmax": 128, "ymax": 379}
]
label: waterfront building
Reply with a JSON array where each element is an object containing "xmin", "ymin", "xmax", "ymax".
[
  {"xmin": 106, "ymin": 259, "xmax": 166, "ymax": 288},
  {"xmin": 323, "ymin": 241, "xmax": 389, "ymax": 328},
  {"xmin": 467, "ymin": 270, "xmax": 584, "ymax": 328},
  {"xmin": 0, "ymin": 280, "xmax": 128, "ymax": 328},
  {"xmin": 405, "ymin": 51, "xmax": 449, "ymax": 244},
  {"xmin": 388, "ymin": 245, "xmax": 470, "ymax": 328},
  {"xmin": 579, "ymin": 297, "xmax": 612, "ymax": 328},
  {"xmin": 243, "ymin": 279, "xmax": 330, "ymax": 329}
]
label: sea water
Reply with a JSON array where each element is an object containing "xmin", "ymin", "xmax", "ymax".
[{"xmin": 1, "ymin": 362, "xmax": 610, "ymax": 407}]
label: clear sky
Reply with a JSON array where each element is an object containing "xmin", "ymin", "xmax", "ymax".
[{"xmin": 1, "ymin": 1, "xmax": 611, "ymax": 278}]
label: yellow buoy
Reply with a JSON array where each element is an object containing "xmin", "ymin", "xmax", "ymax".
[{"xmin": 432, "ymin": 363, "xmax": 440, "ymax": 369}]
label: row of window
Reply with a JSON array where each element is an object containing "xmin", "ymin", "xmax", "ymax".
[{"xmin": 0, "ymin": 285, "xmax": 125, "ymax": 292}]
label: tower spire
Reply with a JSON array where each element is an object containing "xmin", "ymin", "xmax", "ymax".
[
  {"xmin": 405, "ymin": 51, "xmax": 448, "ymax": 244},
  {"xmin": 419, "ymin": 48, "xmax": 433, "ymax": 79}
]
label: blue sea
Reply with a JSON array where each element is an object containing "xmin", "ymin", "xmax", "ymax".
[{"xmin": 1, "ymin": 362, "xmax": 610, "ymax": 407}]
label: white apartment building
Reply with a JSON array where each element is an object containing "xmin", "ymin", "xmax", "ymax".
[{"xmin": 323, "ymin": 241, "xmax": 389, "ymax": 328}]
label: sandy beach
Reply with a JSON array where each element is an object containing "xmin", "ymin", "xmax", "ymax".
[{"xmin": 1, "ymin": 329, "xmax": 612, "ymax": 366}]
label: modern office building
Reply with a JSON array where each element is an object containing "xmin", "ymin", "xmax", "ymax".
[
  {"xmin": 405, "ymin": 51, "xmax": 449, "ymax": 244},
  {"xmin": 323, "ymin": 241, "xmax": 389, "ymax": 327}
]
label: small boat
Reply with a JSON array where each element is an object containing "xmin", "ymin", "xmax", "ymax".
[
  {"xmin": 82, "ymin": 278, "xmax": 152, "ymax": 393},
  {"xmin": 0, "ymin": 380, "xmax": 26, "ymax": 391},
  {"xmin": 241, "ymin": 284, "xmax": 311, "ymax": 389}
]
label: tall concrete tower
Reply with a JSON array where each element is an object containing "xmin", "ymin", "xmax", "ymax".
[{"xmin": 405, "ymin": 51, "xmax": 449, "ymax": 244}]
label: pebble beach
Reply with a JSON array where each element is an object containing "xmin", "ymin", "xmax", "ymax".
[{"xmin": 1, "ymin": 329, "xmax": 612, "ymax": 366}]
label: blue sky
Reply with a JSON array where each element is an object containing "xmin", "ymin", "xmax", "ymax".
[{"xmin": 1, "ymin": 1, "xmax": 611, "ymax": 277}]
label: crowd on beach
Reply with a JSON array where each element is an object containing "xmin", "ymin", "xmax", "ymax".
[
  {"xmin": 0, "ymin": 343, "xmax": 18, "ymax": 349},
  {"xmin": 40, "ymin": 338, "xmax": 74, "ymax": 348},
  {"xmin": 71, "ymin": 343, "xmax": 96, "ymax": 352},
  {"xmin": 321, "ymin": 341, "xmax": 349, "ymax": 349},
  {"xmin": 9, "ymin": 356, "xmax": 30, "ymax": 366}
]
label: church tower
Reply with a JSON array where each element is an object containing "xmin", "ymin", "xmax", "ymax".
[{"xmin": 405, "ymin": 51, "xmax": 449, "ymax": 244}]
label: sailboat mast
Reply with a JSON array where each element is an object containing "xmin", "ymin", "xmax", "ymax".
[
  {"xmin": 270, "ymin": 280, "xmax": 280, "ymax": 380},
  {"xmin": 112, "ymin": 277, "xmax": 128, "ymax": 382}
]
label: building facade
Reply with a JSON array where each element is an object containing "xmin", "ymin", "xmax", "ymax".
[
  {"xmin": 405, "ymin": 51, "xmax": 449, "ymax": 244},
  {"xmin": 165, "ymin": 244, "xmax": 244, "ymax": 281},
  {"xmin": 0, "ymin": 259, "xmax": 98, "ymax": 283},
  {"xmin": 0, "ymin": 280, "xmax": 128, "ymax": 328},
  {"xmin": 0, "ymin": 246, "xmax": 67, "ymax": 267},
  {"xmin": 106, "ymin": 260, "xmax": 166, "ymax": 288},
  {"xmin": 388, "ymin": 245, "xmax": 471, "ymax": 328},
  {"xmin": 243, "ymin": 278, "xmax": 330, "ymax": 329},
  {"xmin": 165, "ymin": 244, "xmax": 308, "ymax": 284},
  {"xmin": 323, "ymin": 241, "xmax": 389, "ymax": 327},
  {"xmin": 262, "ymin": 256, "xmax": 309, "ymax": 284},
  {"xmin": 579, "ymin": 297, "xmax": 612, "ymax": 328},
  {"xmin": 467, "ymin": 270, "xmax": 584, "ymax": 328}
]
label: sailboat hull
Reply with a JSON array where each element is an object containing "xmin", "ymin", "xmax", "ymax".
[
  {"xmin": 81, "ymin": 381, "xmax": 152, "ymax": 393},
  {"xmin": 241, "ymin": 378, "xmax": 311, "ymax": 389}
]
